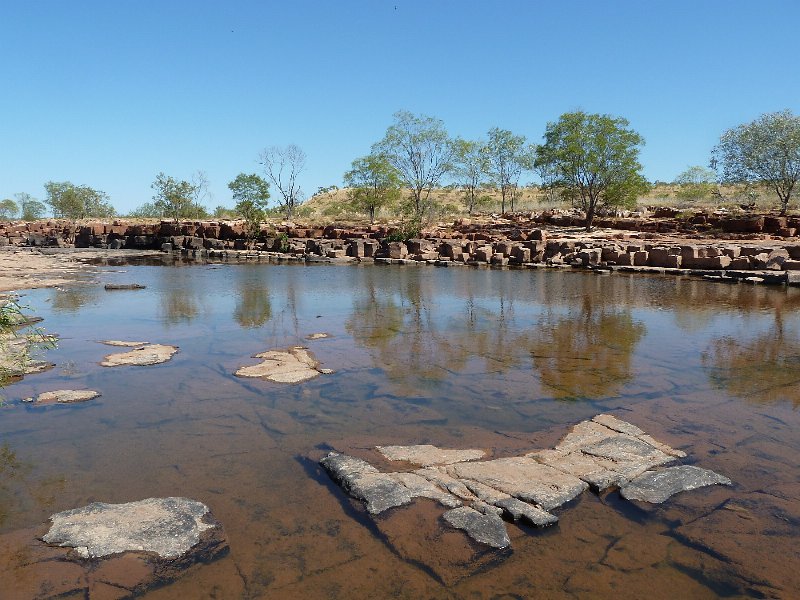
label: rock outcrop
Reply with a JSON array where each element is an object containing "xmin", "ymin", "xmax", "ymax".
[
  {"xmin": 33, "ymin": 389, "xmax": 100, "ymax": 404},
  {"xmin": 320, "ymin": 414, "xmax": 730, "ymax": 549},
  {"xmin": 100, "ymin": 342, "xmax": 178, "ymax": 367}
]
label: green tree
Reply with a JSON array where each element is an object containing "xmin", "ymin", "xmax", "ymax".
[
  {"xmin": 674, "ymin": 166, "xmax": 717, "ymax": 201},
  {"xmin": 486, "ymin": 128, "xmax": 532, "ymax": 214},
  {"xmin": 534, "ymin": 111, "xmax": 649, "ymax": 231},
  {"xmin": 373, "ymin": 110, "xmax": 454, "ymax": 218},
  {"xmin": 259, "ymin": 145, "xmax": 305, "ymax": 219},
  {"xmin": 228, "ymin": 173, "xmax": 270, "ymax": 239},
  {"xmin": 128, "ymin": 202, "xmax": 162, "ymax": 218},
  {"xmin": 44, "ymin": 182, "xmax": 115, "ymax": 219},
  {"xmin": 711, "ymin": 109, "xmax": 800, "ymax": 215},
  {"xmin": 343, "ymin": 154, "xmax": 402, "ymax": 223},
  {"xmin": 0, "ymin": 199, "xmax": 18, "ymax": 220},
  {"xmin": 151, "ymin": 173, "xmax": 196, "ymax": 223},
  {"xmin": 452, "ymin": 138, "xmax": 489, "ymax": 214},
  {"xmin": 16, "ymin": 193, "xmax": 46, "ymax": 221}
]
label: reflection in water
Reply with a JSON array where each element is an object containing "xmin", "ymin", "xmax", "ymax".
[
  {"xmin": 530, "ymin": 302, "xmax": 645, "ymax": 399},
  {"xmin": 234, "ymin": 288, "xmax": 272, "ymax": 328},
  {"xmin": 158, "ymin": 268, "xmax": 204, "ymax": 325},
  {"xmin": 346, "ymin": 270, "xmax": 645, "ymax": 398},
  {"xmin": 703, "ymin": 321, "xmax": 800, "ymax": 408},
  {"xmin": 50, "ymin": 287, "xmax": 98, "ymax": 313}
]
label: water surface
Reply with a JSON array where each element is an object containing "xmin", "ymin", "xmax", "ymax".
[{"xmin": 1, "ymin": 262, "xmax": 798, "ymax": 598}]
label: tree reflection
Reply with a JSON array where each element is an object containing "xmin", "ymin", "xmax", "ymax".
[
  {"xmin": 234, "ymin": 288, "xmax": 272, "ymax": 328},
  {"xmin": 50, "ymin": 287, "xmax": 97, "ymax": 313},
  {"xmin": 529, "ymin": 299, "xmax": 646, "ymax": 399},
  {"xmin": 703, "ymin": 321, "xmax": 800, "ymax": 408},
  {"xmin": 528, "ymin": 302, "xmax": 646, "ymax": 400}
]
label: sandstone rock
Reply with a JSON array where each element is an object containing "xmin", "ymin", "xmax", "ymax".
[
  {"xmin": 100, "ymin": 343, "xmax": 178, "ymax": 367},
  {"xmin": 620, "ymin": 466, "xmax": 732, "ymax": 503},
  {"xmin": 305, "ymin": 332, "xmax": 330, "ymax": 340},
  {"xmin": 36, "ymin": 389, "xmax": 100, "ymax": 404},
  {"xmin": 448, "ymin": 457, "xmax": 588, "ymax": 511},
  {"xmin": 377, "ymin": 444, "xmax": 485, "ymax": 466},
  {"xmin": 104, "ymin": 283, "xmax": 146, "ymax": 290},
  {"xmin": 414, "ymin": 468, "xmax": 477, "ymax": 501},
  {"xmin": 387, "ymin": 472, "xmax": 461, "ymax": 508},
  {"xmin": 101, "ymin": 340, "xmax": 149, "ymax": 347},
  {"xmin": 42, "ymin": 497, "xmax": 225, "ymax": 560},
  {"xmin": 320, "ymin": 452, "xmax": 412, "ymax": 514},
  {"xmin": 441, "ymin": 507, "xmax": 510, "ymax": 549},
  {"xmin": 235, "ymin": 346, "xmax": 328, "ymax": 383},
  {"xmin": 494, "ymin": 497, "xmax": 558, "ymax": 527}
]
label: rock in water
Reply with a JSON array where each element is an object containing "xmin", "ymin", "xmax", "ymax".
[
  {"xmin": 377, "ymin": 444, "xmax": 486, "ymax": 466},
  {"xmin": 235, "ymin": 346, "xmax": 329, "ymax": 383},
  {"xmin": 35, "ymin": 389, "xmax": 100, "ymax": 404},
  {"xmin": 620, "ymin": 466, "xmax": 732, "ymax": 503},
  {"xmin": 320, "ymin": 452, "xmax": 412, "ymax": 514},
  {"xmin": 100, "ymin": 343, "xmax": 178, "ymax": 367},
  {"xmin": 442, "ymin": 507, "xmax": 510, "ymax": 549},
  {"xmin": 42, "ymin": 497, "xmax": 225, "ymax": 560}
]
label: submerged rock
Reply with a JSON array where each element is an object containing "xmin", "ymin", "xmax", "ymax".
[
  {"xmin": 104, "ymin": 283, "xmax": 146, "ymax": 290},
  {"xmin": 100, "ymin": 339, "xmax": 149, "ymax": 347},
  {"xmin": 620, "ymin": 466, "xmax": 732, "ymax": 503},
  {"xmin": 42, "ymin": 497, "xmax": 225, "ymax": 560},
  {"xmin": 35, "ymin": 389, "xmax": 100, "ymax": 404},
  {"xmin": 442, "ymin": 507, "xmax": 510, "ymax": 549},
  {"xmin": 319, "ymin": 414, "xmax": 730, "ymax": 550},
  {"xmin": 305, "ymin": 332, "xmax": 330, "ymax": 340},
  {"xmin": 100, "ymin": 343, "xmax": 178, "ymax": 366},
  {"xmin": 235, "ymin": 346, "xmax": 329, "ymax": 383},
  {"xmin": 377, "ymin": 444, "xmax": 485, "ymax": 466},
  {"xmin": 320, "ymin": 453, "xmax": 412, "ymax": 514}
]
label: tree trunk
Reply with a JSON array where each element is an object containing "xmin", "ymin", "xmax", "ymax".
[
  {"xmin": 369, "ymin": 206, "xmax": 375, "ymax": 224},
  {"xmin": 585, "ymin": 201, "xmax": 596, "ymax": 232}
]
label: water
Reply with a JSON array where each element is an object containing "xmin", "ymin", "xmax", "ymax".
[{"xmin": 1, "ymin": 262, "xmax": 799, "ymax": 598}]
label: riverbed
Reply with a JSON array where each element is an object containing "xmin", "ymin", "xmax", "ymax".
[{"xmin": 1, "ymin": 261, "xmax": 798, "ymax": 598}]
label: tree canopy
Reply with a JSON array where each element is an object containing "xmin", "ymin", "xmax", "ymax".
[
  {"xmin": 228, "ymin": 173, "xmax": 270, "ymax": 239},
  {"xmin": 16, "ymin": 193, "xmax": 46, "ymax": 221},
  {"xmin": 712, "ymin": 109, "xmax": 800, "ymax": 215},
  {"xmin": 373, "ymin": 111, "xmax": 454, "ymax": 218},
  {"xmin": 451, "ymin": 138, "xmax": 489, "ymax": 215},
  {"xmin": 44, "ymin": 181, "xmax": 115, "ymax": 219},
  {"xmin": 343, "ymin": 153, "xmax": 402, "ymax": 223},
  {"xmin": 485, "ymin": 127, "xmax": 532, "ymax": 214},
  {"xmin": 151, "ymin": 173, "xmax": 196, "ymax": 222},
  {"xmin": 673, "ymin": 165, "xmax": 716, "ymax": 201},
  {"xmin": 534, "ymin": 111, "xmax": 649, "ymax": 230},
  {"xmin": 0, "ymin": 199, "xmax": 18, "ymax": 220}
]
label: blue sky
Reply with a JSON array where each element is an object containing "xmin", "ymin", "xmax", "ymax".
[{"xmin": 2, "ymin": 0, "xmax": 799, "ymax": 214}]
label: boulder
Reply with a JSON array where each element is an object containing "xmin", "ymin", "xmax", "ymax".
[
  {"xmin": 441, "ymin": 507, "xmax": 510, "ymax": 549},
  {"xmin": 35, "ymin": 389, "xmax": 100, "ymax": 405},
  {"xmin": 100, "ymin": 343, "xmax": 178, "ymax": 367},
  {"xmin": 235, "ymin": 346, "xmax": 329, "ymax": 383}
]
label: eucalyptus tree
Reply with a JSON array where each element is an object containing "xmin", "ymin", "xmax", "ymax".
[
  {"xmin": 0, "ymin": 199, "xmax": 18, "ymax": 220},
  {"xmin": 373, "ymin": 111, "xmax": 454, "ymax": 218},
  {"xmin": 228, "ymin": 173, "xmax": 270, "ymax": 239},
  {"xmin": 17, "ymin": 193, "xmax": 46, "ymax": 221},
  {"xmin": 452, "ymin": 138, "xmax": 489, "ymax": 214},
  {"xmin": 259, "ymin": 144, "xmax": 306, "ymax": 219},
  {"xmin": 44, "ymin": 181, "xmax": 115, "ymax": 219},
  {"xmin": 485, "ymin": 128, "xmax": 532, "ymax": 214},
  {"xmin": 711, "ymin": 110, "xmax": 800, "ymax": 215},
  {"xmin": 673, "ymin": 166, "xmax": 717, "ymax": 201},
  {"xmin": 534, "ymin": 111, "xmax": 649, "ymax": 231},
  {"xmin": 343, "ymin": 153, "xmax": 402, "ymax": 223},
  {"xmin": 151, "ymin": 173, "xmax": 196, "ymax": 222}
]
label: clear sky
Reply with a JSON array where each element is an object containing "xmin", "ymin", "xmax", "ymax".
[{"xmin": 2, "ymin": 0, "xmax": 799, "ymax": 214}]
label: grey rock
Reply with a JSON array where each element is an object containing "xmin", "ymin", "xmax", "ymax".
[
  {"xmin": 387, "ymin": 472, "xmax": 461, "ymax": 508},
  {"xmin": 320, "ymin": 452, "xmax": 412, "ymax": 514},
  {"xmin": 414, "ymin": 468, "xmax": 477, "ymax": 501},
  {"xmin": 100, "ymin": 343, "xmax": 178, "ymax": 367},
  {"xmin": 620, "ymin": 465, "xmax": 732, "ymax": 503},
  {"xmin": 494, "ymin": 497, "xmax": 558, "ymax": 527},
  {"xmin": 104, "ymin": 283, "xmax": 146, "ymax": 290},
  {"xmin": 442, "ymin": 507, "xmax": 510, "ymax": 549},
  {"xmin": 42, "ymin": 497, "xmax": 222, "ymax": 559}
]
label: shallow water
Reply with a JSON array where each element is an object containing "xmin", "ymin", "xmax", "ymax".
[{"xmin": 1, "ymin": 262, "xmax": 799, "ymax": 598}]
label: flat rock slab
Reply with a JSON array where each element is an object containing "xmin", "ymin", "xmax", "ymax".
[
  {"xmin": 0, "ymin": 498, "xmax": 228, "ymax": 598},
  {"xmin": 235, "ymin": 346, "xmax": 329, "ymax": 383},
  {"xmin": 319, "ymin": 414, "xmax": 730, "ymax": 551},
  {"xmin": 377, "ymin": 444, "xmax": 486, "ymax": 466},
  {"xmin": 305, "ymin": 332, "xmax": 330, "ymax": 340},
  {"xmin": 448, "ymin": 457, "xmax": 588, "ymax": 511},
  {"xmin": 442, "ymin": 507, "xmax": 510, "ymax": 549},
  {"xmin": 100, "ymin": 343, "xmax": 178, "ymax": 366},
  {"xmin": 620, "ymin": 466, "xmax": 732, "ymax": 503},
  {"xmin": 100, "ymin": 339, "xmax": 150, "ymax": 347},
  {"xmin": 34, "ymin": 389, "xmax": 100, "ymax": 404},
  {"xmin": 43, "ymin": 497, "xmax": 222, "ymax": 559}
]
